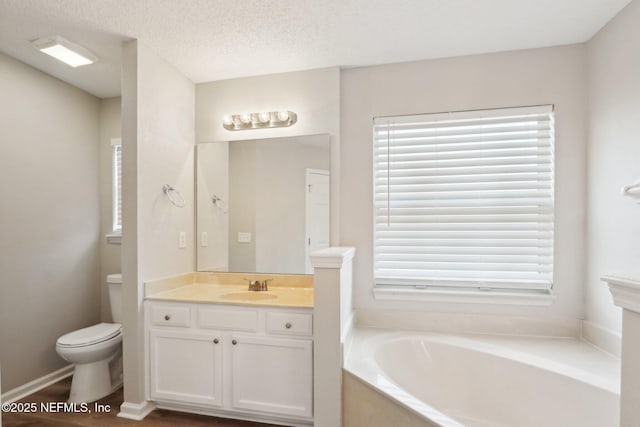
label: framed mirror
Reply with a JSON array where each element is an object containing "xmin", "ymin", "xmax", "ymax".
[{"xmin": 196, "ymin": 134, "xmax": 331, "ymax": 274}]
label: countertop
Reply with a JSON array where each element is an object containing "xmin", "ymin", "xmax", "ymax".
[{"xmin": 146, "ymin": 282, "xmax": 314, "ymax": 308}]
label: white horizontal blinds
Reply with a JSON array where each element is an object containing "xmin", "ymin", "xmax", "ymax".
[
  {"xmin": 373, "ymin": 105, "xmax": 554, "ymax": 291},
  {"xmin": 112, "ymin": 143, "xmax": 122, "ymax": 232}
]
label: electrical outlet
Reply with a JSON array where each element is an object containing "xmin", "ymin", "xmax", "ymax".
[
  {"xmin": 201, "ymin": 231, "xmax": 208, "ymax": 247},
  {"xmin": 179, "ymin": 231, "xmax": 186, "ymax": 249},
  {"xmin": 237, "ymin": 232, "xmax": 251, "ymax": 243}
]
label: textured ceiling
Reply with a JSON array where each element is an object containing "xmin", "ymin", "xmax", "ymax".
[{"xmin": 0, "ymin": 0, "xmax": 632, "ymax": 98}]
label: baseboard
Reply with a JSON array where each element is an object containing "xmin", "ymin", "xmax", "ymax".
[
  {"xmin": 581, "ymin": 320, "xmax": 622, "ymax": 357},
  {"xmin": 1, "ymin": 365, "xmax": 74, "ymax": 403},
  {"xmin": 118, "ymin": 400, "xmax": 156, "ymax": 420},
  {"xmin": 156, "ymin": 402, "xmax": 312, "ymax": 427}
]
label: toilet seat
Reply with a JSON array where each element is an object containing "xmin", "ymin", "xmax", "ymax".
[{"xmin": 57, "ymin": 323, "xmax": 122, "ymax": 348}]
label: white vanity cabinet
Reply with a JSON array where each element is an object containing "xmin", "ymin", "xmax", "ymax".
[
  {"xmin": 149, "ymin": 329, "xmax": 223, "ymax": 407},
  {"xmin": 145, "ymin": 300, "xmax": 313, "ymax": 425},
  {"xmin": 231, "ymin": 334, "xmax": 312, "ymax": 417}
]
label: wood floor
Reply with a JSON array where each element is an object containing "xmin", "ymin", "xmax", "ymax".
[{"xmin": 2, "ymin": 377, "xmax": 283, "ymax": 426}]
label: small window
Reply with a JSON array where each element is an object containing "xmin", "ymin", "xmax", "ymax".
[
  {"xmin": 111, "ymin": 138, "xmax": 122, "ymax": 233},
  {"xmin": 373, "ymin": 105, "xmax": 554, "ymax": 295}
]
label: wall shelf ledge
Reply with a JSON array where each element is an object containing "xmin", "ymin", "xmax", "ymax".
[
  {"xmin": 602, "ymin": 274, "xmax": 640, "ymax": 313},
  {"xmin": 310, "ymin": 247, "xmax": 356, "ymax": 269}
]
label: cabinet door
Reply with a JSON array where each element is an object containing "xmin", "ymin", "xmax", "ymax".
[
  {"xmin": 230, "ymin": 335, "xmax": 312, "ymax": 418},
  {"xmin": 149, "ymin": 329, "xmax": 223, "ymax": 407}
]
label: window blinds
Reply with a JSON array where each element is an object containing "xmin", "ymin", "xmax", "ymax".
[{"xmin": 373, "ymin": 105, "xmax": 554, "ymax": 292}]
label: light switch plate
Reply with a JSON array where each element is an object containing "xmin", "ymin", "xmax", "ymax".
[
  {"xmin": 179, "ymin": 231, "xmax": 186, "ymax": 248},
  {"xmin": 201, "ymin": 231, "xmax": 208, "ymax": 247},
  {"xmin": 237, "ymin": 232, "xmax": 251, "ymax": 243}
]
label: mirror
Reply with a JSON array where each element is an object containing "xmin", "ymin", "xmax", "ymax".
[{"xmin": 196, "ymin": 134, "xmax": 331, "ymax": 274}]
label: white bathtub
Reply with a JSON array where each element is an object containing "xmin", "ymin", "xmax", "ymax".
[{"xmin": 345, "ymin": 330, "xmax": 620, "ymax": 427}]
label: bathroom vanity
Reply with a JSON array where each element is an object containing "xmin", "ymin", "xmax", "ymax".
[{"xmin": 144, "ymin": 274, "xmax": 314, "ymax": 426}]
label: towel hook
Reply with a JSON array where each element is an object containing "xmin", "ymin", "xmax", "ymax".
[
  {"xmin": 212, "ymin": 194, "xmax": 226, "ymax": 207},
  {"xmin": 162, "ymin": 184, "xmax": 186, "ymax": 208},
  {"xmin": 211, "ymin": 194, "xmax": 228, "ymax": 213},
  {"xmin": 622, "ymin": 179, "xmax": 640, "ymax": 203}
]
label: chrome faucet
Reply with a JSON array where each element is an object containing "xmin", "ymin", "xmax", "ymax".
[{"xmin": 245, "ymin": 278, "xmax": 272, "ymax": 291}]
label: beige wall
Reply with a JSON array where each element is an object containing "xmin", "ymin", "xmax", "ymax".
[
  {"xmin": 585, "ymin": 0, "xmax": 640, "ymax": 336},
  {"xmin": 196, "ymin": 141, "xmax": 229, "ymax": 271},
  {"xmin": 121, "ymin": 40, "xmax": 195, "ymax": 405},
  {"xmin": 341, "ymin": 45, "xmax": 589, "ymax": 318},
  {"xmin": 137, "ymin": 49, "xmax": 195, "ymax": 281},
  {"xmin": 99, "ymin": 97, "xmax": 122, "ymax": 321},
  {"xmin": 0, "ymin": 52, "xmax": 101, "ymax": 391}
]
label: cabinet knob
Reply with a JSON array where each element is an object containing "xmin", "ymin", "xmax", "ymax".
[
  {"xmin": 285, "ymin": 322, "xmax": 292, "ymax": 329},
  {"xmin": 213, "ymin": 338, "xmax": 219, "ymax": 344},
  {"xmin": 164, "ymin": 315, "xmax": 171, "ymax": 321},
  {"xmin": 232, "ymin": 339, "xmax": 237, "ymax": 345}
]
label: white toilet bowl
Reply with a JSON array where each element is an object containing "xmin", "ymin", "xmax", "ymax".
[
  {"xmin": 56, "ymin": 322, "xmax": 123, "ymax": 403},
  {"xmin": 57, "ymin": 273, "xmax": 123, "ymax": 402}
]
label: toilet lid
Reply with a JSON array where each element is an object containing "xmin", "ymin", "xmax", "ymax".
[{"xmin": 57, "ymin": 323, "xmax": 122, "ymax": 347}]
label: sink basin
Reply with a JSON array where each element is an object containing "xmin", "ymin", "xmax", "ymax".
[{"xmin": 219, "ymin": 292, "xmax": 277, "ymax": 301}]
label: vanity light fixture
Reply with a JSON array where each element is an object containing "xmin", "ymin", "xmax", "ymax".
[
  {"xmin": 222, "ymin": 110, "xmax": 297, "ymax": 131},
  {"xmin": 222, "ymin": 115, "xmax": 234, "ymax": 126},
  {"xmin": 240, "ymin": 113, "xmax": 252, "ymax": 124},
  {"xmin": 258, "ymin": 112, "xmax": 271, "ymax": 123},
  {"xmin": 30, "ymin": 35, "xmax": 98, "ymax": 68},
  {"xmin": 277, "ymin": 110, "xmax": 290, "ymax": 121}
]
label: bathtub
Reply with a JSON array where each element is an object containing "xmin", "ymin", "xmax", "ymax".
[{"xmin": 344, "ymin": 329, "xmax": 620, "ymax": 427}]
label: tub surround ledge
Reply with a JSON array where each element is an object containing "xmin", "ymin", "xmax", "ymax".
[
  {"xmin": 581, "ymin": 320, "xmax": 621, "ymax": 357},
  {"xmin": 355, "ymin": 308, "xmax": 581, "ymax": 338}
]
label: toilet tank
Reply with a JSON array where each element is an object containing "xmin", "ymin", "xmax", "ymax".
[{"xmin": 106, "ymin": 273, "xmax": 123, "ymax": 323}]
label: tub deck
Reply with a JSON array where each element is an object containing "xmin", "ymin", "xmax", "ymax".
[{"xmin": 344, "ymin": 328, "xmax": 620, "ymax": 427}]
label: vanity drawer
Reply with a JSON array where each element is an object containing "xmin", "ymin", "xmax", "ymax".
[
  {"xmin": 150, "ymin": 304, "xmax": 191, "ymax": 327},
  {"xmin": 266, "ymin": 311, "xmax": 312, "ymax": 336},
  {"xmin": 197, "ymin": 307, "xmax": 258, "ymax": 332}
]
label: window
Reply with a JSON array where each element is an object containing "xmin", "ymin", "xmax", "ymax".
[
  {"xmin": 373, "ymin": 105, "xmax": 554, "ymax": 298},
  {"xmin": 111, "ymin": 138, "xmax": 122, "ymax": 234}
]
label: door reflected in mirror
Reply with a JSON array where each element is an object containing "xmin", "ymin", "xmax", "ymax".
[{"xmin": 196, "ymin": 134, "xmax": 330, "ymax": 274}]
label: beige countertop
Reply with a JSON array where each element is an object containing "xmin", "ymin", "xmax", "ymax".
[{"xmin": 145, "ymin": 273, "xmax": 314, "ymax": 308}]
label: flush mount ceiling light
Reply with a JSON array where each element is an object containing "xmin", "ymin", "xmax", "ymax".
[
  {"xmin": 222, "ymin": 111, "xmax": 297, "ymax": 131},
  {"xmin": 30, "ymin": 36, "xmax": 98, "ymax": 68}
]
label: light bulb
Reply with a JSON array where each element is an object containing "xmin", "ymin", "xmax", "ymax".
[
  {"xmin": 240, "ymin": 113, "xmax": 252, "ymax": 124},
  {"xmin": 258, "ymin": 112, "xmax": 271, "ymax": 123},
  {"xmin": 223, "ymin": 115, "xmax": 234, "ymax": 125},
  {"xmin": 277, "ymin": 111, "xmax": 289, "ymax": 122}
]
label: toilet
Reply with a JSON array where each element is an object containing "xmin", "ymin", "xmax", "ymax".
[{"xmin": 56, "ymin": 273, "xmax": 123, "ymax": 403}]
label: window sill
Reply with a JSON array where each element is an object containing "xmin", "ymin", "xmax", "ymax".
[
  {"xmin": 106, "ymin": 233, "xmax": 121, "ymax": 245},
  {"xmin": 373, "ymin": 287, "xmax": 555, "ymax": 307}
]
